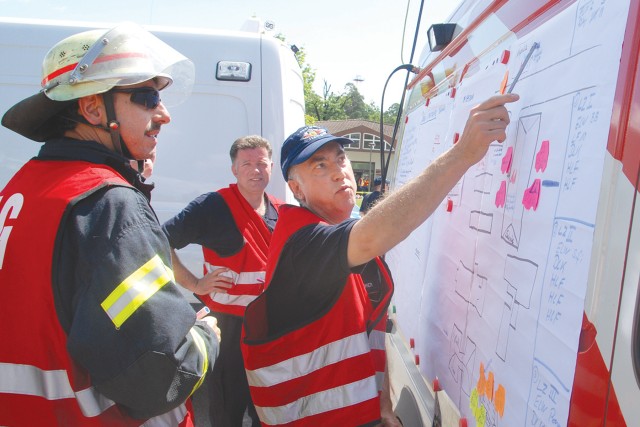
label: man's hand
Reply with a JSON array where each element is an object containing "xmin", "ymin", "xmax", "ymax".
[
  {"xmin": 193, "ymin": 267, "xmax": 235, "ymax": 295},
  {"xmin": 455, "ymin": 93, "xmax": 520, "ymax": 166}
]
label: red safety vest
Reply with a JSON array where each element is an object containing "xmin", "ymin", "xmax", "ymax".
[
  {"xmin": 200, "ymin": 184, "xmax": 282, "ymax": 317},
  {"xmin": 0, "ymin": 160, "xmax": 194, "ymax": 427},
  {"xmin": 241, "ymin": 205, "xmax": 393, "ymax": 426}
]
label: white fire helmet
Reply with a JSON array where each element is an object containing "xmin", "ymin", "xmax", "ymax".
[
  {"xmin": 2, "ymin": 22, "xmax": 194, "ymax": 142},
  {"xmin": 42, "ymin": 22, "xmax": 194, "ymax": 102}
]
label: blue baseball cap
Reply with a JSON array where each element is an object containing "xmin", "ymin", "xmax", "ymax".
[
  {"xmin": 373, "ymin": 177, "xmax": 390, "ymax": 186},
  {"xmin": 281, "ymin": 126, "xmax": 352, "ymax": 180}
]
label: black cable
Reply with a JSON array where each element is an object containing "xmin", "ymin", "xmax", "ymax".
[{"xmin": 379, "ymin": 0, "xmax": 425, "ymax": 194}]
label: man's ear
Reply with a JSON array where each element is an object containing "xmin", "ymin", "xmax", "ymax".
[
  {"xmin": 287, "ymin": 178, "xmax": 305, "ymax": 203},
  {"xmin": 231, "ymin": 161, "xmax": 239, "ymax": 179},
  {"xmin": 77, "ymin": 94, "xmax": 105, "ymax": 126}
]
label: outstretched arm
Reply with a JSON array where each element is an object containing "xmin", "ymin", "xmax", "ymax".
[{"xmin": 348, "ymin": 93, "xmax": 519, "ymax": 267}]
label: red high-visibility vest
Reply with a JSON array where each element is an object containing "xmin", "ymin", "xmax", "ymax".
[
  {"xmin": 242, "ymin": 205, "xmax": 393, "ymax": 426},
  {"xmin": 0, "ymin": 160, "xmax": 194, "ymax": 427},
  {"xmin": 199, "ymin": 184, "xmax": 283, "ymax": 317}
]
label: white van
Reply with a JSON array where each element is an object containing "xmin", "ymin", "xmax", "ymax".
[{"xmin": 0, "ymin": 17, "xmax": 305, "ymax": 279}]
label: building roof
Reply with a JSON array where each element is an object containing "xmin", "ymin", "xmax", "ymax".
[{"xmin": 316, "ymin": 119, "xmax": 395, "ymax": 144}]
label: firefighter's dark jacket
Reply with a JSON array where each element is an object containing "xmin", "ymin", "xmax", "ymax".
[{"xmin": 38, "ymin": 138, "xmax": 219, "ymax": 418}]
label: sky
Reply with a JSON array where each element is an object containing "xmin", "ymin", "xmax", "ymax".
[{"xmin": 0, "ymin": 0, "xmax": 461, "ymax": 107}]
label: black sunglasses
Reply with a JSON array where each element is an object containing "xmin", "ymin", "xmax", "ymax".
[{"xmin": 110, "ymin": 87, "xmax": 162, "ymax": 109}]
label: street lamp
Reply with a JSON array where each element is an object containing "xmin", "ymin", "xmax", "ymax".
[{"xmin": 368, "ymin": 141, "xmax": 375, "ymax": 191}]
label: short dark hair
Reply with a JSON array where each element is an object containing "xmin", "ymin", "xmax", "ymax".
[
  {"xmin": 40, "ymin": 101, "xmax": 82, "ymax": 139},
  {"xmin": 230, "ymin": 135, "xmax": 272, "ymax": 162}
]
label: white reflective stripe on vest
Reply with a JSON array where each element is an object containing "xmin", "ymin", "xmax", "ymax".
[
  {"xmin": 204, "ymin": 263, "xmax": 265, "ymax": 285},
  {"xmin": 245, "ymin": 332, "xmax": 370, "ymax": 388},
  {"xmin": 101, "ymin": 255, "xmax": 174, "ymax": 328},
  {"xmin": 1, "ymin": 362, "xmax": 190, "ymax": 423},
  {"xmin": 375, "ymin": 371, "xmax": 384, "ymax": 392},
  {"xmin": 254, "ymin": 376, "xmax": 378, "ymax": 425},
  {"xmin": 0, "ymin": 362, "xmax": 114, "ymax": 416},
  {"xmin": 368, "ymin": 329, "xmax": 386, "ymax": 351},
  {"xmin": 209, "ymin": 292, "xmax": 259, "ymax": 307}
]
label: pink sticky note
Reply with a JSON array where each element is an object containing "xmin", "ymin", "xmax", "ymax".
[
  {"xmin": 501, "ymin": 147, "xmax": 513, "ymax": 174},
  {"xmin": 495, "ymin": 181, "xmax": 507, "ymax": 208},
  {"xmin": 535, "ymin": 140, "xmax": 550, "ymax": 172},
  {"xmin": 522, "ymin": 179, "xmax": 541, "ymax": 210}
]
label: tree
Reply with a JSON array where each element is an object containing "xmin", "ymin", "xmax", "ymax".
[
  {"xmin": 276, "ymin": 34, "xmax": 317, "ymax": 124},
  {"xmin": 276, "ymin": 33, "xmax": 400, "ymax": 125},
  {"xmin": 382, "ymin": 103, "xmax": 401, "ymax": 125},
  {"xmin": 309, "ymin": 80, "xmax": 348, "ymax": 121}
]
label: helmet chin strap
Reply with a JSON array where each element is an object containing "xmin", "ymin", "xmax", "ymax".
[{"xmin": 101, "ymin": 91, "xmax": 134, "ymax": 159}]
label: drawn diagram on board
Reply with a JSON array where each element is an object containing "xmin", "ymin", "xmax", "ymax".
[
  {"xmin": 500, "ymin": 112, "xmax": 543, "ymax": 249},
  {"xmin": 386, "ymin": 1, "xmax": 632, "ymax": 426},
  {"xmin": 448, "ymin": 323, "xmax": 477, "ymax": 410},
  {"xmin": 496, "ymin": 254, "xmax": 539, "ymax": 362}
]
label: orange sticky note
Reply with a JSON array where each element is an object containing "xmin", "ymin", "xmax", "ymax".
[
  {"xmin": 495, "ymin": 384, "xmax": 506, "ymax": 418},
  {"xmin": 486, "ymin": 371, "xmax": 495, "ymax": 401},
  {"xmin": 500, "ymin": 70, "xmax": 509, "ymax": 94}
]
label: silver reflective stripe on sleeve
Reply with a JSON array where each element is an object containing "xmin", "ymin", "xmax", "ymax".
[
  {"xmin": 141, "ymin": 404, "xmax": 188, "ymax": 426},
  {"xmin": 245, "ymin": 332, "xmax": 370, "ymax": 388},
  {"xmin": 254, "ymin": 376, "xmax": 378, "ymax": 425},
  {"xmin": 101, "ymin": 255, "xmax": 174, "ymax": 328},
  {"xmin": 0, "ymin": 362, "xmax": 115, "ymax": 416}
]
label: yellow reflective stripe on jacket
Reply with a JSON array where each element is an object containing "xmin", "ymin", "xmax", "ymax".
[
  {"xmin": 101, "ymin": 255, "xmax": 174, "ymax": 328},
  {"xmin": 188, "ymin": 327, "xmax": 209, "ymax": 396}
]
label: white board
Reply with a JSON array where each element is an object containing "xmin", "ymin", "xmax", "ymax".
[{"xmin": 387, "ymin": 1, "xmax": 632, "ymax": 425}]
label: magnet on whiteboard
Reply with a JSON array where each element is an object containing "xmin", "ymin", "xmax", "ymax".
[
  {"xmin": 433, "ymin": 377, "xmax": 441, "ymax": 392},
  {"xmin": 409, "ymin": 338, "xmax": 415, "ymax": 348},
  {"xmin": 405, "ymin": 115, "xmax": 409, "ymax": 123},
  {"xmin": 415, "ymin": 354, "xmax": 420, "ymax": 365},
  {"xmin": 460, "ymin": 418, "xmax": 468, "ymax": 427},
  {"xmin": 450, "ymin": 87, "xmax": 457, "ymax": 98},
  {"xmin": 453, "ymin": 132, "xmax": 460, "ymax": 144},
  {"xmin": 425, "ymin": 98, "xmax": 430, "ymax": 107},
  {"xmin": 446, "ymin": 199, "xmax": 454, "ymax": 212},
  {"xmin": 460, "ymin": 63, "xmax": 471, "ymax": 82},
  {"xmin": 501, "ymin": 49, "xmax": 511, "ymax": 64}
]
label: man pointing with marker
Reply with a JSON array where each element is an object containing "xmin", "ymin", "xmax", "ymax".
[{"xmin": 241, "ymin": 93, "xmax": 519, "ymax": 426}]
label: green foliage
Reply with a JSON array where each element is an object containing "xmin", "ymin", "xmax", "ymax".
[{"xmin": 277, "ymin": 33, "xmax": 399, "ymax": 125}]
